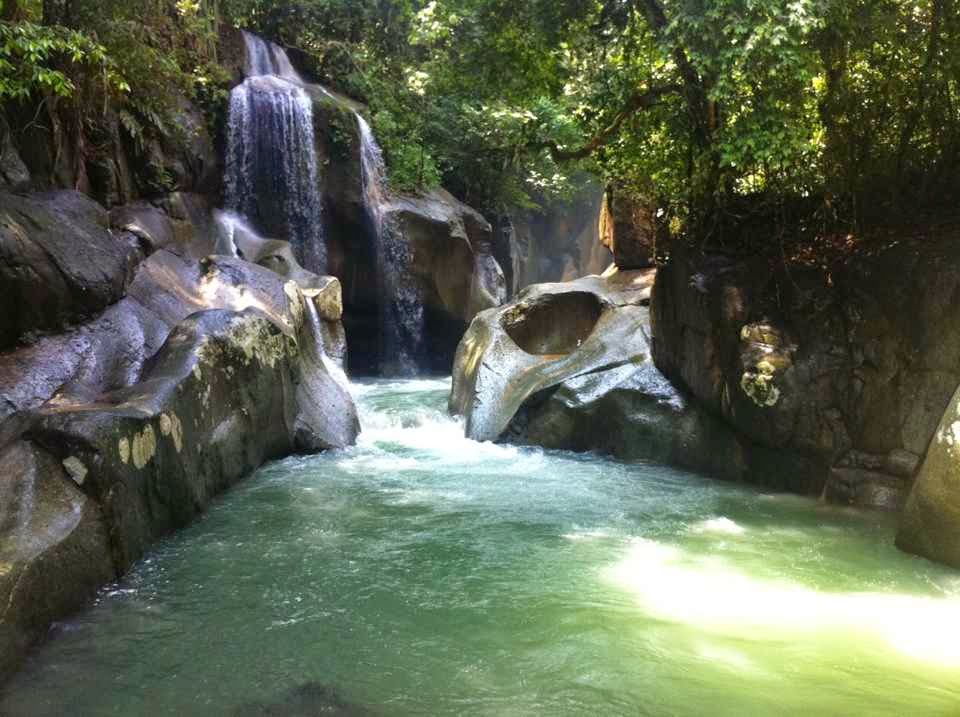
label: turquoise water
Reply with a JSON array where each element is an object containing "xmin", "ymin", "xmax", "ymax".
[{"xmin": 4, "ymin": 379, "xmax": 960, "ymax": 715}]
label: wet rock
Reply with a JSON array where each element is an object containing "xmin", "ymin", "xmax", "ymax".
[
  {"xmin": 28, "ymin": 307, "xmax": 353, "ymax": 572},
  {"xmin": 0, "ymin": 191, "xmax": 142, "ymax": 350},
  {"xmin": 0, "ymin": 190, "xmax": 358, "ymax": 683},
  {"xmin": 897, "ymin": 385, "xmax": 960, "ymax": 567},
  {"xmin": 110, "ymin": 202, "xmax": 176, "ymax": 254},
  {"xmin": 505, "ymin": 358, "xmax": 745, "ymax": 480},
  {"xmin": 450, "ymin": 269, "xmax": 654, "ymax": 442},
  {"xmin": 823, "ymin": 468, "xmax": 910, "ymax": 511},
  {"xmin": 0, "ymin": 440, "xmax": 114, "ymax": 682}
]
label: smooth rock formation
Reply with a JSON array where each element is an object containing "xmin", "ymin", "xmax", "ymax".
[
  {"xmin": 450, "ymin": 270, "xmax": 653, "ymax": 442},
  {"xmin": 0, "ymin": 439, "xmax": 114, "ymax": 682},
  {"xmin": 503, "ymin": 343, "xmax": 745, "ymax": 479},
  {"xmin": 0, "ymin": 188, "xmax": 358, "ymax": 683},
  {"xmin": 897, "ymin": 385, "xmax": 960, "ymax": 567},
  {"xmin": 0, "ymin": 191, "xmax": 142, "ymax": 349}
]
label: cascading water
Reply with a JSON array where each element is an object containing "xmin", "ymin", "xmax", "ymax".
[
  {"xmin": 356, "ymin": 114, "xmax": 425, "ymax": 376},
  {"xmin": 225, "ymin": 31, "xmax": 326, "ymax": 273}
]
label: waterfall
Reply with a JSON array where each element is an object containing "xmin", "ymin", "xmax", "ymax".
[
  {"xmin": 225, "ymin": 31, "xmax": 326, "ymax": 274},
  {"xmin": 303, "ymin": 299, "xmax": 352, "ymax": 394},
  {"xmin": 355, "ymin": 114, "xmax": 425, "ymax": 376}
]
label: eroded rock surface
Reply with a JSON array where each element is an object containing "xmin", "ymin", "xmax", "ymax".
[
  {"xmin": 503, "ymin": 341, "xmax": 746, "ymax": 480},
  {"xmin": 0, "ymin": 189, "xmax": 358, "ymax": 683},
  {"xmin": 450, "ymin": 270, "xmax": 654, "ymax": 442},
  {"xmin": 0, "ymin": 440, "xmax": 114, "ymax": 681},
  {"xmin": 0, "ymin": 191, "xmax": 142, "ymax": 349}
]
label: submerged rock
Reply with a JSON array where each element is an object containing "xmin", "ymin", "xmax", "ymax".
[{"xmin": 232, "ymin": 682, "xmax": 376, "ymax": 716}]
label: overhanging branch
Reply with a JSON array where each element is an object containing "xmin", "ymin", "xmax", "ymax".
[{"xmin": 536, "ymin": 83, "xmax": 682, "ymax": 162}]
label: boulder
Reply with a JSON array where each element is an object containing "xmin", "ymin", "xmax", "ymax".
[
  {"xmin": 0, "ymin": 248, "xmax": 350, "ymax": 421},
  {"xmin": 897, "ymin": 385, "xmax": 960, "ymax": 567},
  {"xmin": 450, "ymin": 269, "xmax": 653, "ymax": 442},
  {"xmin": 387, "ymin": 190, "xmax": 506, "ymax": 326},
  {"xmin": 0, "ymin": 190, "xmax": 359, "ymax": 683},
  {"xmin": 28, "ymin": 308, "xmax": 343, "ymax": 570},
  {"xmin": 599, "ymin": 183, "xmax": 657, "ymax": 270},
  {"xmin": 0, "ymin": 191, "xmax": 142, "ymax": 349},
  {"xmin": 504, "ymin": 351, "xmax": 746, "ymax": 480},
  {"xmin": 0, "ymin": 439, "xmax": 114, "ymax": 681}
]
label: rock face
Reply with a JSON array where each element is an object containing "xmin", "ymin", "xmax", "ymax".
[
  {"xmin": 0, "ymin": 189, "xmax": 358, "ymax": 683},
  {"xmin": 7, "ymin": 88, "xmax": 217, "ymax": 208},
  {"xmin": 307, "ymin": 86, "xmax": 506, "ymax": 373},
  {"xmin": 897, "ymin": 385, "xmax": 960, "ymax": 567},
  {"xmin": 492, "ymin": 188, "xmax": 612, "ymax": 298},
  {"xmin": 0, "ymin": 191, "xmax": 141, "ymax": 350},
  {"xmin": 651, "ymin": 238, "xmax": 960, "ymax": 504},
  {"xmin": 598, "ymin": 183, "xmax": 657, "ymax": 270},
  {"xmin": 450, "ymin": 270, "xmax": 654, "ymax": 442}
]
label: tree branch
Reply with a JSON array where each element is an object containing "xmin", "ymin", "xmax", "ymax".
[{"xmin": 537, "ymin": 83, "xmax": 682, "ymax": 162}]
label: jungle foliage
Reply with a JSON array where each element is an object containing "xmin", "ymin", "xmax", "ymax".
[{"xmin": 2, "ymin": 0, "xmax": 957, "ymax": 241}]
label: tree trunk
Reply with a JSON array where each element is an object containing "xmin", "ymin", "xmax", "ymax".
[{"xmin": 1, "ymin": 0, "xmax": 25, "ymax": 22}]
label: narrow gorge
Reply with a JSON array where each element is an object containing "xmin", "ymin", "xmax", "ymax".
[{"xmin": 2, "ymin": 2, "xmax": 960, "ymax": 714}]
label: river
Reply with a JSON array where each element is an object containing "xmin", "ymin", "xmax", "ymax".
[{"xmin": 3, "ymin": 379, "xmax": 960, "ymax": 715}]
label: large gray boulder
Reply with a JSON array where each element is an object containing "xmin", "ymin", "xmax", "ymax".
[
  {"xmin": 0, "ymin": 190, "xmax": 359, "ymax": 684},
  {"xmin": 0, "ymin": 191, "xmax": 142, "ymax": 349},
  {"xmin": 29, "ymin": 308, "xmax": 329, "ymax": 570},
  {"xmin": 504, "ymin": 352, "xmax": 745, "ymax": 480},
  {"xmin": 0, "ymin": 439, "xmax": 114, "ymax": 682},
  {"xmin": 897, "ymin": 384, "xmax": 960, "ymax": 567},
  {"xmin": 387, "ymin": 190, "xmax": 506, "ymax": 326},
  {"xmin": 450, "ymin": 269, "xmax": 654, "ymax": 442}
]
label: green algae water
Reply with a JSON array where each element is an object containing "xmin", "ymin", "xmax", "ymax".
[{"xmin": 4, "ymin": 379, "xmax": 960, "ymax": 716}]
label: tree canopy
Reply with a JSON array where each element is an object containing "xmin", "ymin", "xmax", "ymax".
[{"xmin": 2, "ymin": 0, "xmax": 958, "ymax": 241}]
